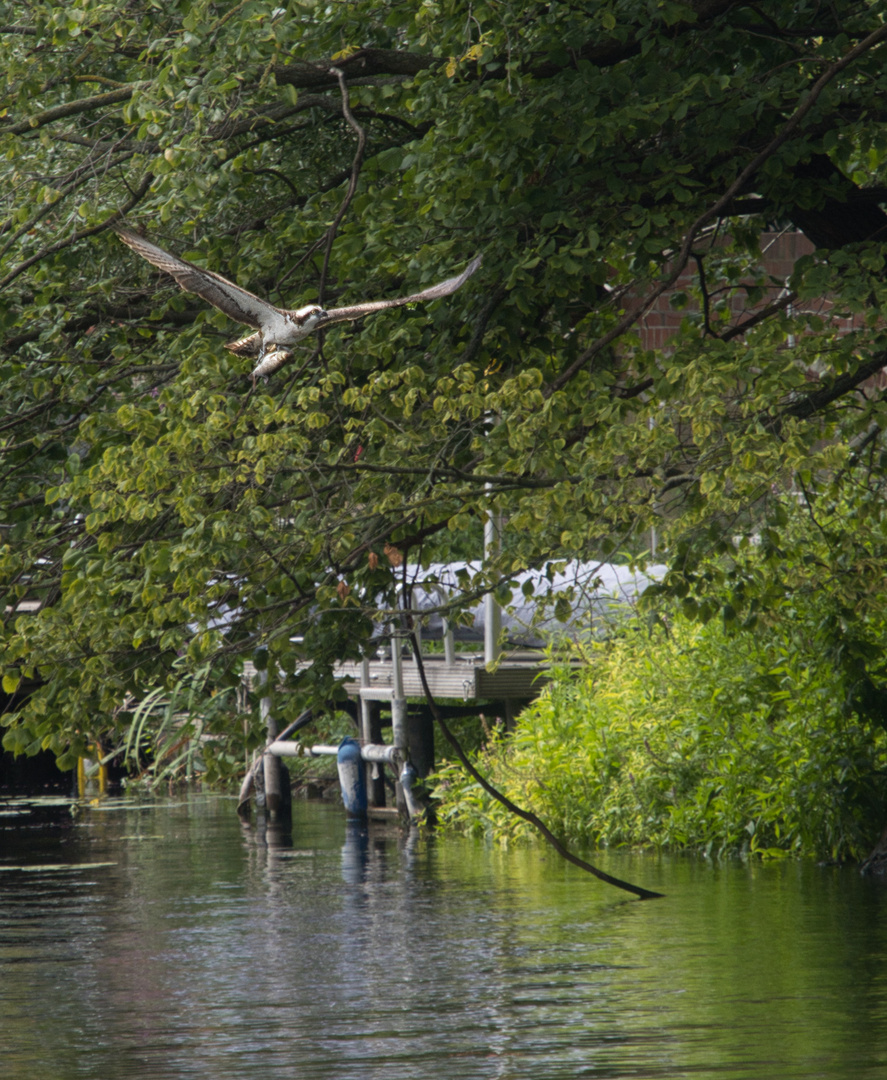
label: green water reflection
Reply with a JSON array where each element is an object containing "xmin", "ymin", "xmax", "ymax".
[{"xmin": 1, "ymin": 793, "xmax": 885, "ymax": 1079}]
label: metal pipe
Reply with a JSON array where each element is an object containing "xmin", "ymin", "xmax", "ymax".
[
  {"xmin": 399, "ymin": 760, "xmax": 423, "ymax": 823},
  {"xmin": 428, "ymin": 583, "xmax": 456, "ymax": 665},
  {"xmin": 359, "ymin": 657, "xmax": 372, "ymax": 745},
  {"xmin": 267, "ymin": 740, "xmax": 398, "ymax": 764},
  {"xmin": 391, "ymin": 636, "xmax": 405, "ymax": 697},
  {"xmin": 356, "ymin": 743, "xmax": 399, "ymax": 764},
  {"xmin": 359, "ymin": 656, "xmax": 381, "ymax": 804},
  {"xmin": 391, "ymin": 698, "xmax": 408, "ymax": 752}
]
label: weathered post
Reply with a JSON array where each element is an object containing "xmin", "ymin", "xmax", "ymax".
[
  {"xmin": 390, "ymin": 634, "xmax": 408, "ymax": 752},
  {"xmin": 258, "ymin": 666, "xmax": 285, "ymax": 818},
  {"xmin": 366, "ymin": 698, "xmax": 386, "ymax": 806},
  {"xmin": 359, "ymin": 657, "xmax": 382, "ymax": 806},
  {"xmin": 407, "ymin": 707, "xmax": 435, "ymax": 778}
]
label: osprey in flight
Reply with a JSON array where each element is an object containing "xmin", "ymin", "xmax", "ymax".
[{"xmin": 113, "ymin": 227, "xmax": 482, "ymax": 378}]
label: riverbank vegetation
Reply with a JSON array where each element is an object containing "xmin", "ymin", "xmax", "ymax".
[
  {"xmin": 435, "ymin": 617, "xmax": 887, "ymax": 861},
  {"xmin": 435, "ymin": 510, "xmax": 887, "ymax": 861}
]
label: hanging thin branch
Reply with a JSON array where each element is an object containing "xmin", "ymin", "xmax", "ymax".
[
  {"xmin": 318, "ymin": 66, "xmax": 367, "ymax": 306},
  {"xmin": 406, "ymin": 632, "xmax": 664, "ymax": 900}
]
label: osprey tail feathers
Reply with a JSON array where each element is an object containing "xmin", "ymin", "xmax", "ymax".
[{"xmin": 225, "ymin": 331, "xmax": 263, "ymax": 356}]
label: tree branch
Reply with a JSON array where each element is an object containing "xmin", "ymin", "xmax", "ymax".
[
  {"xmin": 318, "ymin": 67, "xmax": 367, "ymax": 307},
  {"xmin": 784, "ymin": 351, "xmax": 887, "ymax": 419},
  {"xmin": 545, "ymin": 20, "xmax": 887, "ymax": 396},
  {"xmin": 271, "ymin": 5, "xmax": 747, "ymax": 91},
  {"xmin": 0, "ymin": 85, "xmax": 138, "ymax": 135},
  {"xmin": 273, "ymin": 48, "xmax": 436, "ymax": 90},
  {"xmin": 407, "ymin": 632, "xmax": 664, "ymax": 900},
  {"xmin": 0, "ymin": 173, "xmax": 154, "ymax": 289}
]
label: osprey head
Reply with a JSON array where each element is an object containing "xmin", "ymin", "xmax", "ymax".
[{"xmin": 295, "ymin": 304, "xmax": 329, "ymax": 329}]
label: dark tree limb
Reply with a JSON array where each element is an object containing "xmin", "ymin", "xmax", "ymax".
[
  {"xmin": 270, "ymin": 4, "xmax": 748, "ymax": 91},
  {"xmin": 528, "ymin": 0, "xmax": 751, "ymax": 77},
  {"xmin": 785, "ymin": 154, "xmax": 887, "ymax": 247},
  {"xmin": 0, "ymin": 172, "xmax": 154, "ymax": 289},
  {"xmin": 545, "ymin": 20, "xmax": 887, "ymax": 397},
  {"xmin": 0, "ymin": 84, "xmax": 137, "ymax": 135},
  {"xmin": 407, "ymin": 632, "xmax": 664, "ymax": 900},
  {"xmin": 784, "ymin": 351, "xmax": 887, "ymax": 419},
  {"xmin": 273, "ymin": 48, "xmax": 437, "ymax": 90},
  {"xmin": 721, "ymin": 291, "xmax": 796, "ymax": 341}
]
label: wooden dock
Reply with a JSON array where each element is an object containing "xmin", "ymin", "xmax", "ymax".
[{"xmin": 333, "ymin": 650, "xmax": 550, "ymax": 703}]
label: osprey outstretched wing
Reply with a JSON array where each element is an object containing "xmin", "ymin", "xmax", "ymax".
[{"xmin": 113, "ymin": 227, "xmax": 481, "ymax": 377}]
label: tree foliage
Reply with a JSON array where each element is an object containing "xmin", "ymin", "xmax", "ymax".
[{"xmin": 4, "ymin": 0, "xmax": 887, "ymax": 763}]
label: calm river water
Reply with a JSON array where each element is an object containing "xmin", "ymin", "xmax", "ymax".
[{"xmin": 2, "ymin": 792, "xmax": 886, "ymax": 1080}]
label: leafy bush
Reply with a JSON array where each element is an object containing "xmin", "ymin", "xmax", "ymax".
[{"xmin": 433, "ymin": 612, "xmax": 887, "ymax": 861}]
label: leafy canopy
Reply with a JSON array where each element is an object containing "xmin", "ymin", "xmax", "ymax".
[{"xmin": 4, "ymin": 0, "xmax": 887, "ymax": 762}]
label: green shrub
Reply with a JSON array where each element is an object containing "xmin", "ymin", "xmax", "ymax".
[{"xmin": 433, "ymin": 614, "xmax": 887, "ymax": 861}]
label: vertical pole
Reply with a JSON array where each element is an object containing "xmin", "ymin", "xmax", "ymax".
[
  {"xmin": 484, "ymin": 489, "xmax": 502, "ymax": 667},
  {"xmin": 359, "ymin": 657, "xmax": 377, "ymax": 806},
  {"xmin": 367, "ymin": 701, "xmax": 386, "ymax": 807},
  {"xmin": 390, "ymin": 632, "xmax": 409, "ymax": 816},
  {"xmin": 390, "ymin": 635, "xmax": 407, "ymax": 752},
  {"xmin": 648, "ymin": 414, "xmax": 657, "ymax": 560},
  {"xmin": 432, "ymin": 585, "xmax": 456, "ymax": 665},
  {"xmin": 259, "ymin": 667, "xmax": 283, "ymax": 818},
  {"xmin": 359, "ymin": 656, "xmax": 372, "ymax": 741}
]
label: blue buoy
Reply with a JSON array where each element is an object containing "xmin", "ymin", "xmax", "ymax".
[{"xmin": 337, "ymin": 737, "xmax": 367, "ymax": 819}]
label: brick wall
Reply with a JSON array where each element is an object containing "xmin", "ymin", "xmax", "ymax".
[{"xmin": 634, "ymin": 231, "xmax": 867, "ymax": 352}]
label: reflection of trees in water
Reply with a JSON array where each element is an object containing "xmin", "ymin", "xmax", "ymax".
[{"xmin": 5, "ymin": 797, "xmax": 887, "ymax": 1079}]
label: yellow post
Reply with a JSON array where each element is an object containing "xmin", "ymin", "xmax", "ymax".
[{"xmin": 76, "ymin": 744, "xmax": 107, "ymax": 797}]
